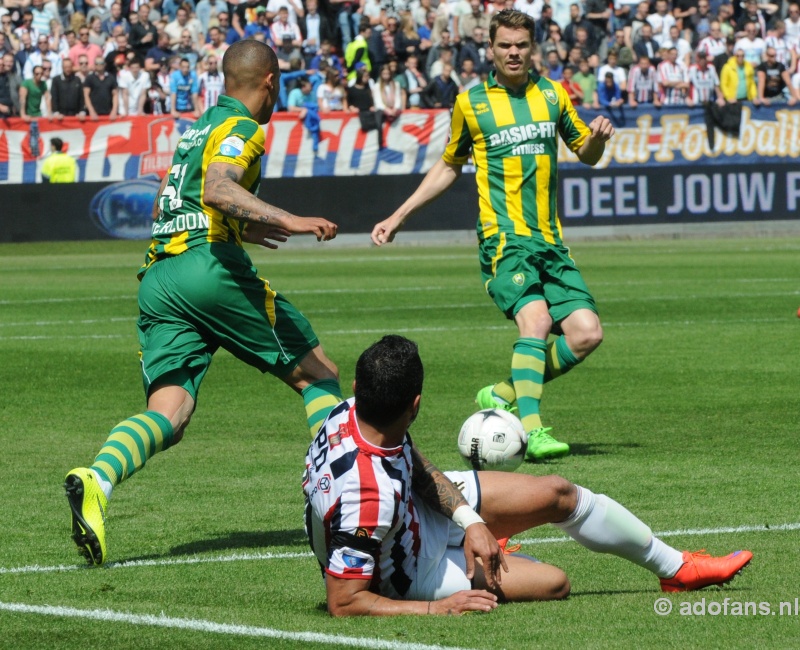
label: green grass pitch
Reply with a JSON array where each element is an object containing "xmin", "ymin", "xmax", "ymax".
[{"xmin": 0, "ymin": 237, "xmax": 798, "ymax": 649}]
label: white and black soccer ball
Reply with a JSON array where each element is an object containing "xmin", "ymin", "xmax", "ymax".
[{"xmin": 457, "ymin": 409, "xmax": 526, "ymax": 472}]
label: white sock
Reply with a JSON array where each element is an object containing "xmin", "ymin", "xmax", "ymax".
[
  {"xmin": 91, "ymin": 468, "xmax": 114, "ymax": 502},
  {"xmin": 555, "ymin": 486, "xmax": 684, "ymax": 579}
]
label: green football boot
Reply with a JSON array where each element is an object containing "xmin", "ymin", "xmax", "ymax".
[
  {"xmin": 525, "ymin": 427, "xmax": 570, "ymax": 462},
  {"xmin": 475, "ymin": 385, "xmax": 518, "ymax": 414}
]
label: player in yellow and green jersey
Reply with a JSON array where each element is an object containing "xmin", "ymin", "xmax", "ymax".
[
  {"xmin": 371, "ymin": 10, "xmax": 615, "ymax": 462},
  {"xmin": 64, "ymin": 40, "xmax": 342, "ymax": 566}
]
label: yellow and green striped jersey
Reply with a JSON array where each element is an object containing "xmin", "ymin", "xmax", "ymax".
[
  {"xmin": 443, "ymin": 71, "xmax": 590, "ymax": 247},
  {"xmin": 139, "ymin": 95, "xmax": 264, "ymax": 278}
]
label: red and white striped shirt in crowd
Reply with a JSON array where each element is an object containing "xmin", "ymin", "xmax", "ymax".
[
  {"xmin": 304, "ymin": 398, "xmax": 421, "ymax": 599},
  {"xmin": 696, "ymin": 35, "xmax": 727, "ymax": 59},
  {"xmin": 658, "ymin": 59, "xmax": 688, "ymax": 104},
  {"xmin": 688, "ymin": 62, "xmax": 720, "ymax": 103},
  {"xmin": 627, "ymin": 64, "xmax": 659, "ymax": 103}
]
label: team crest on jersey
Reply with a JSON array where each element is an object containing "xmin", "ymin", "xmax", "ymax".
[
  {"xmin": 474, "ymin": 102, "xmax": 490, "ymax": 115},
  {"xmin": 343, "ymin": 553, "xmax": 368, "ymax": 568},
  {"xmin": 543, "ymin": 89, "xmax": 558, "ymax": 105},
  {"xmin": 513, "ymin": 273, "xmax": 525, "ymax": 286},
  {"xmin": 219, "ymin": 136, "xmax": 245, "ymax": 157}
]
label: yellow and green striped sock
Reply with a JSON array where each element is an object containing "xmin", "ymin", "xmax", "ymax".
[
  {"xmin": 302, "ymin": 379, "xmax": 342, "ymax": 436},
  {"xmin": 511, "ymin": 337, "xmax": 547, "ymax": 433},
  {"xmin": 90, "ymin": 411, "xmax": 175, "ymax": 487},
  {"xmin": 544, "ymin": 335, "xmax": 581, "ymax": 382},
  {"xmin": 492, "ymin": 336, "xmax": 582, "ymax": 409},
  {"xmin": 491, "ymin": 379, "xmax": 516, "ymax": 405}
]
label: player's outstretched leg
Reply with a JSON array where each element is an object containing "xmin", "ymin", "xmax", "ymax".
[
  {"xmin": 65, "ymin": 409, "xmax": 177, "ymax": 565},
  {"xmin": 478, "ymin": 472, "xmax": 752, "ymax": 591}
]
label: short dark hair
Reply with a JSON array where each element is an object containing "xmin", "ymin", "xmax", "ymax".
[
  {"xmin": 354, "ymin": 336, "xmax": 424, "ymax": 427},
  {"xmin": 51, "ymin": 137, "xmax": 64, "ymax": 151},
  {"xmin": 490, "ymin": 9, "xmax": 536, "ymax": 43}
]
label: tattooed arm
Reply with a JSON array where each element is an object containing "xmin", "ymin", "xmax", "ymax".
[
  {"xmin": 203, "ymin": 161, "xmax": 338, "ymax": 241},
  {"xmin": 410, "ymin": 446, "xmax": 507, "ymax": 588},
  {"xmin": 410, "ymin": 445, "xmax": 469, "ymax": 517}
]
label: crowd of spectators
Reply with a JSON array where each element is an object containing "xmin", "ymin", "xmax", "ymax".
[{"xmin": 0, "ymin": 0, "xmax": 797, "ymax": 127}]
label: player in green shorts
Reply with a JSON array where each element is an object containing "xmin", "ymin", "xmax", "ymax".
[
  {"xmin": 64, "ymin": 40, "xmax": 341, "ymax": 566},
  {"xmin": 371, "ymin": 10, "xmax": 614, "ymax": 462}
]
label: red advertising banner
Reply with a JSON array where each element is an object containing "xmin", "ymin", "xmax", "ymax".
[
  {"xmin": 0, "ymin": 111, "xmax": 452, "ymax": 184},
  {"xmin": 0, "ymin": 105, "xmax": 798, "ymax": 184}
]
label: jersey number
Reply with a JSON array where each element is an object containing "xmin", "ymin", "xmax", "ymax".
[{"xmin": 159, "ymin": 163, "xmax": 188, "ymax": 211}]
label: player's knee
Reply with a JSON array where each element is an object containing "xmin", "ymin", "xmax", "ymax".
[
  {"xmin": 529, "ymin": 564, "xmax": 570, "ymax": 601},
  {"xmin": 171, "ymin": 416, "xmax": 191, "ymax": 444},
  {"xmin": 550, "ymin": 571, "xmax": 571, "ymax": 600},
  {"xmin": 321, "ymin": 360, "xmax": 340, "ymax": 382},
  {"xmin": 543, "ymin": 475, "xmax": 578, "ymax": 519},
  {"xmin": 572, "ymin": 324, "xmax": 603, "ymax": 358}
]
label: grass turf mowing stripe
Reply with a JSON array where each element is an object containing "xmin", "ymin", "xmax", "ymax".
[
  {"xmin": 4, "ymin": 522, "xmax": 798, "ymax": 576},
  {"xmin": 0, "ymin": 602, "xmax": 476, "ymax": 650}
]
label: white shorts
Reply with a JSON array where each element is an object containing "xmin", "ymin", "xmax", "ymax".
[{"xmin": 404, "ymin": 470, "xmax": 481, "ymax": 601}]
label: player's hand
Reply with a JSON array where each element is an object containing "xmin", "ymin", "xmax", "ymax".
[
  {"xmin": 588, "ymin": 115, "xmax": 614, "ymax": 143},
  {"xmin": 463, "ymin": 523, "xmax": 508, "ymax": 590},
  {"xmin": 371, "ymin": 215, "xmax": 403, "ymax": 246},
  {"xmin": 429, "ymin": 590, "xmax": 498, "ymax": 615},
  {"xmin": 242, "ymin": 222, "xmax": 292, "ymax": 249},
  {"xmin": 290, "ymin": 216, "xmax": 337, "ymax": 241}
]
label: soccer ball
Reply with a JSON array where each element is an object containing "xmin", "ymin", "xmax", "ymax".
[{"xmin": 457, "ymin": 409, "xmax": 526, "ymax": 472}]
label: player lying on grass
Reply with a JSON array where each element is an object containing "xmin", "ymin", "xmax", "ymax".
[{"xmin": 303, "ymin": 335, "xmax": 753, "ymax": 616}]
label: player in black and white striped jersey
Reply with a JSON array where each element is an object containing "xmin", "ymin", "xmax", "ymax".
[{"xmin": 304, "ymin": 335, "xmax": 754, "ymax": 617}]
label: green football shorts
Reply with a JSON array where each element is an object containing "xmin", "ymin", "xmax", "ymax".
[
  {"xmin": 479, "ymin": 233, "xmax": 598, "ymax": 322},
  {"xmin": 137, "ymin": 243, "xmax": 319, "ymax": 399}
]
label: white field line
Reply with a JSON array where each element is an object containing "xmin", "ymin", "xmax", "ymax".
[
  {"xmin": 0, "ymin": 255, "xmax": 478, "ymax": 272},
  {"xmin": 0, "ymin": 286, "xmax": 464, "ymax": 306},
  {"xmin": 2, "ymin": 522, "xmax": 797, "ymax": 577},
  {"xmin": 0, "ymin": 317, "xmax": 135, "ymax": 328},
  {"xmin": 2, "ymin": 281, "xmax": 798, "ymax": 307},
  {"xmin": 0, "ymin": 317, "xmax": 792, "ymax": 342},
  {"xmin": 0, "ymin": 551, "xmax": 313, "ymax": 575},
  {"xmin": 0, "ymin": 602, "xmax": 476, "ymax": 650}
]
